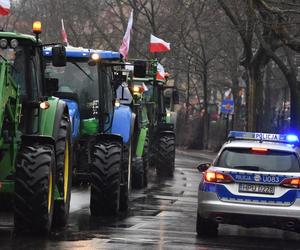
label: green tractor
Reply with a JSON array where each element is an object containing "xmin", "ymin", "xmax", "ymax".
[
  {"xmin": 115, "ymin": 67, "xmax": 150, "ymax": 189},
  {"xmin": 0, "ymin": 23, "xmax": 72, "ymax": 234},
  {"xmin": 131, "ymin": 60, "xmax": 178, "ymax": 177}
]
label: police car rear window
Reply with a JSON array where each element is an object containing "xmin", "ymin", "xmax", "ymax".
[{"xmin": 216, "ymin": 148, "xmax": 300, "ymax": 172}]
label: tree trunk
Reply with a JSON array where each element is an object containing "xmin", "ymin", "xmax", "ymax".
[
  {"xmin": 290, "ymin": 89, "xmax": 300, "ymax": 131},
  {"xmin": 231, "ymin": 75, "xmax": 240, "ymax": 130},
  {"xmin": 185, "ymin": 61, "xmax": 191, "ymax": 122},
  {"xmin": 202, "ymin": 66, "xmax": 209, "ymax": 149},
  {"xmin": 288, "ymin": 76, "xmax": 300, "ymax": 131},
  {"xmin": 246, "ymin": 66, "xmax": 257, "ymax": 132},
  {"xmin": 262, "ymin": 63, "xmax": 273, "ymax": 132}
]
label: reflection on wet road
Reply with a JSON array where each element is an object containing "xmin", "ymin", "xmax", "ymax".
[{"xmin": 1, "ymin": 153, "xmax": 300, "ymax": 249}]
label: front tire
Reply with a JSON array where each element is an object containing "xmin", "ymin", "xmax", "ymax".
[
  {"xmin": 142, "ymin": 135, "xmax": 149, "ymax": 187},
  {"xmin": 155, "ymin": 134, "xmax": 175, "ymax": 177},
  {"xmin": 196, "ymin": 213, "xmax": 218, "ymax": 237},
  {"xmin": 53, "ymin": 113, "xmax": 72, "ymax": 228},
  {"xmin": 119, "ymin": 142, "xmax": 131, "ymax": 211},
  {"xmin": 90, "ymin": 141, "xmax": 121, "ymax": 216},
  {"xmin": 14, "ymin": 144, "xmax": 55, "ymax": 234},
  {"xmin": 132, "ymin": 157, "xmax": 144, "ymax": 189}
]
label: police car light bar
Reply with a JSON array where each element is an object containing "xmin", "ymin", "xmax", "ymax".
[{"xmin": 228, "ymin": 131, "xmax": 299, "ymax": 144}]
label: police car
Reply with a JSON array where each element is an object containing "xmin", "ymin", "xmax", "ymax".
[{"xmin": 197, "ymin": 131, "xmax": 300, "ymax": 236}]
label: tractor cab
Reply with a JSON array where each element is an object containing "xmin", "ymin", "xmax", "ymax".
[{"xmin": 44, "ymin": 46, "xmax": 120, "ymax": 139}]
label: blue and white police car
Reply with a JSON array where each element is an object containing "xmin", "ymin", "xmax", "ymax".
[{"xmin": 197, "ymin": 131, "xmax": 300, "ymax": 236}]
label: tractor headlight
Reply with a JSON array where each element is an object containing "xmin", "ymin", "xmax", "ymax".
[
  {"xmin": 0, "ymin": 39, "xmax": 8, "ymax": 49},
  {"xmin": 10, "ymin": 39, "xmax": 18, "ymax": 48},
  {"xmin": 91, "ymin": 53, "xmax": 100, "ymax": 61}
]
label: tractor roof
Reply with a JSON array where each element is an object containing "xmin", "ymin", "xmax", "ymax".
[
  {"xmin": 0, "ymin": 32, "xmax": 37, "ymax": 43},
  {"xmin": 43, "ymin": 46, "xmax": 121, "ymax": 60}
]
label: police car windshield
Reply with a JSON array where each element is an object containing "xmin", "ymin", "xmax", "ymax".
[{"xmin": 216, "ymin": 148, "xmax": 300, "ymax": 172}]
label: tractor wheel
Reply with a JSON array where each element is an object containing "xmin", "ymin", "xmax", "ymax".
[
  {"xmin": 90, "ymin": 141, "xmax": 121, "ymax": 216},
  {"xmin": 14, "ymin": 144, "xmax": 55, "ymax": 234},
  {"xmin": 142, "ymin": 135, "xmax": 149, "ymax": 187},
  {"xmin": 155, "ymin": 134, "xmax": 175, "ymax": 177},
  {"xmin": 52, "ymin": 113, "xmax": 72, "ymax": 228},
  {"xmin": 119, "ymin": 142, "xmax": 131, "ymax": 212},
  {"xmin": 132, "ymin": 157, "xmax": 144, "ymax": 189},
  {"xmin": 148, "ymin": 139, "xmax": 156, "ymax": 169},
  {"xmin": 74, "ymin": 143, "xmax": 90, "ymax": 186}
]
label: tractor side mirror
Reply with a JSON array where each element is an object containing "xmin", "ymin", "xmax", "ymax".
[
  {"xmin": 173, "ymin": 89, "xmax": 179, "ymax": 104},
  {"xmin": 134, "ymin": 60, "xmax": 147, "ymax": 78},
  {"xmin": 45, "ymin": 78, "xmax": 59, "ymax": 95},
  {"xmin": 52, "ymin": 45, "xmax": 66, "ymax": 67},
  {"xmin": 197, "ymin": 163, "xmax": 212, "ymax": 172}
]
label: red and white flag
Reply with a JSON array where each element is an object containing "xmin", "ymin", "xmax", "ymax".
[
  {"xmin": 119, "ymin": 10, "xmax": 133, "ymax": 59},
  {"xmin": 0, "ymin": 0, "xmax": 10, "ymax": 16},
  {"xmin": 61, "ymin": 19, "xmax": 69, "ymax": 46},
  {"xmin": 149, "ymin": 34, "xmax": 170, "ymax": 53},
  {"xmin": 156, "ymin": 63, "xmax": 165, "ymax": 81},
  {"xmin": 224, "ymin": 88, "xmax": 232, "ymax": 100}
]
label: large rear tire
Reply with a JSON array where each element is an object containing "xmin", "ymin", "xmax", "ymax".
[
  {"xmin": 14, "ymin": 144, "xmax": 55, "ymax": 234},
  {"xmin": 90, "ymin": 141, "xmax": 121, "ymax": 216},
  {"xmin": 132, "ymin": 157, "xmax": 144, "ymax": 189},
  {"xmin": 142, "ymin": 135, "xmax": 149, "ymax": 187},
  {"xmin": 53, "ymin": 113, "xmax": 72, "ymax": 228},
  {"xmin": 155, "ymin": 134, "xmax": 175, "ymax": 177},
  {"xmin": 119, "ymin": 142, "xmax": 131, "ymax": 211}
]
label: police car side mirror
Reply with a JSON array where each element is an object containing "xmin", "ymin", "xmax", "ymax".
[{"xmin": 197, "ymin": 163, "xmax": 211, "ymax": 172}]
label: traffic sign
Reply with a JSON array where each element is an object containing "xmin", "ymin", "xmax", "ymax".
[{"xmin": 221, "ymin": 99, "xmax": 234, "ymax": 114}]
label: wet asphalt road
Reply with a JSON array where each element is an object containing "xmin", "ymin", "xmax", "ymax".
[{"xmin": 2, "ymin": 152, "xmax": 300, "ymax": 249}]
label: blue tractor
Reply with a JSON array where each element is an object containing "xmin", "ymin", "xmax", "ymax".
[{"xmin": 43, "ymin": 46, "xmax": 135, "ymax": 214}]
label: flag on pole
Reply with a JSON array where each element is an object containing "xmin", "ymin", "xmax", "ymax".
[
  {"xmin": 61, "ymin": 19, "xmax": 69, "ymax": 46},
  {"xmin": 156, "ymin": 63, "xmax": 165, "ymax": 81},
  {"xmin": 149, "ymin": 34, "xmax": 170, "ymax": 53},
  {"xmin": 119, "ymin": 10, "xmax": 133, "ymax": 59},
  {"xmin": 0, "ymin": 0, "xmax": 10, "ymax": 16}
]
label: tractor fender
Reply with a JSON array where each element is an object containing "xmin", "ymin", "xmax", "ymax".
[
  {"xmin": 159, "ymin": 130, "xmax": 175, "ymax": 136},
  {"xmin": 39, "ymin": 97, "xmax": 69, "ymax": 140},
  {"xmin": 53, "ymin": 100, "xmax": 69, "ymax": 141},
  {"xmin": 95, "ymin": 133, "xmax": 123, "ymax": 145},
  {"xmin": 111, "ymin": 105, "xmax": 135, "ymax": 144},
  {"xmin": 21, "ymin": 135, "xmax": 56, "ymax": 149},
  {"xmin": 62, "ymin": 99, "xmax": 80, "ymax": 140}
]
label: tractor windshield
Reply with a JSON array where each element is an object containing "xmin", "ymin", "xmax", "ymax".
[
  {"xmin": 0, "ymin": 47, "xmax": 26, "ymax": 95},
  {"xmin": 45, "ymin": 61, "xmax": 98, "ymax": 109}
]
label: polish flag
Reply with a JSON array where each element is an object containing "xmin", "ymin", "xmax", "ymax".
[
  {"xmin": 119, "ymin": 10, "xmax": 133, "ymax": 59},
  {"xmin": 224, "ymin": 88, "xmax": 232, "ymax": 100},
  {"xmin": 0, "ymin": 0, "xmax": 10, "ymax": 16},
  {"xmin": 142, "ymin": 83, "xmax": 149, "ymax": 92},
  {"xmin": 61, "ymin": 19, "xmax": 69, "ymax": 46},
  {"xmin": 156, "ymin": 63, "xmax": 165, "ymax": 81},
  {"xmin": 149, "ymin": 34, "xmax": 170, "ymax": 53}
]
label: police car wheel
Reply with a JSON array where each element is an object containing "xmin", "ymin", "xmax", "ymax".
[{"xmin": 196, "ymin": 213, "xmax": 218, "ymax": 237}]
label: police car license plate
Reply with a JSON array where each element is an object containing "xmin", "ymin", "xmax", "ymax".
[{"xmin": 239, "ymin": 183, "xmax": 275, "ymax": 195}]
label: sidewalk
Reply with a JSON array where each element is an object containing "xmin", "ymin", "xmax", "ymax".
[{"xmin": 176, "ymin": 148, "xmax": 217, "ymax": 161}]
